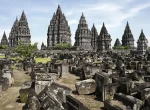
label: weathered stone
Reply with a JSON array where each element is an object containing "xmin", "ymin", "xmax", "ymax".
[
  {"xmin": 0, "ymin": 77, "xmax": 9, "ymax": 91},
  {"xmin": 75, "ymin": 79, "xmax": 96, "ymax": 95},
  {"xmin": 23, "ymin": 89, "xmax": 41, "ymax": 110},
  {"xmin": 2, "ymin": 71, "xmax": 14, "ymax": 86},
  {"xmin": 97, "ymin": 22, "xmax": 112, "ymax": 51},
  {"xmin": 38, "ymin": 82, "xmax": 72, "ymax": 110},
  {"xmin": 122, "ymin": 21, "xmax": 134, "ymax": 48},
  {"xmin": 66, "ymin": 95, "xmax": 89, "ymax": 110},
  {"xmin": 74, "ymin": 13, "xmax": 93, "ymax": 51},
  {"xmin": 47, "ymin": 5, "xmax": 71, "ymax": 49},
  {"xmin": 19, "ymin": 81, "xmax": 32, "ymax": 103}
]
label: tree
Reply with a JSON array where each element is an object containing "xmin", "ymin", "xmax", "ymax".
[
  {"xmin": 0, "ymin": 44, "xmax": 8, "ymax": 49},
  {"xmin": 53, "ymin": 43, "xmax": 72, "ymax": 50},
  {"xmin": 13, "ymin": 41, "xmax": 38, "ymax": 60},
  {"xmin": 149, "ymin": 47, "xmax": 150, "ymax": 50}
]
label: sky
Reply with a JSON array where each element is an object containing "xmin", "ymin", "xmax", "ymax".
[{"xmin": 0, "ymin": 0, "xmax": 150, "ymax": 49}]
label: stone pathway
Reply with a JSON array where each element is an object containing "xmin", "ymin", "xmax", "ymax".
[{"xmin": 0, "ymin": 70, "xmax": 31, "ymax": 110}]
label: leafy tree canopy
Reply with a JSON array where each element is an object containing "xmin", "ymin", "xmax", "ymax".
[
  {"xmin": 0, "ymin": 44, "xmax": 8, "ymax": 49},
  {"xmin": 13, "ymin": 41, "xmax": 38, "ymax": 60},
  {"xmin": 53, "ymin": 43, "xmax": 72, "ymax": 50}
]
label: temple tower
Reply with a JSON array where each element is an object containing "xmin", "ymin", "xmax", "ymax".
[
  {"xmin": 114, "ymin": 38, "xmax": 121, "ymax": 47},
  {"xmin": 97, "ymin": 22, "xmax": 112, "ymax": 51},
  {"xmin": 9, "ymin": 17, "xmax": 18, "ymax": 47},
  {"xmin": 122, "ymin": 21, "xmax": 134, "ymax": 48},
  {"xmin": 47, "ymin": 5, "xmax": 71, "ymax": 49},
  {"xmin": 17, "ymin": 10, "xmax": 31, "ymax": 44},
  {"xmin": 74, "ymin": 13, "xmax": 92, "ymax": 50},
  {"xmin": 91, "ymin": 24, "xmax": 98, "ymax": 50},
  {"xmin": 1, "ymin": 31, "xmax": 9, "ymax": 46},
  {"xmin": 137, "ymin": 29, "xmax": 148, "ymax": 55},
  {"xmin": 41, "ymin": 42, "xmax": 47, "ymax": 50}
]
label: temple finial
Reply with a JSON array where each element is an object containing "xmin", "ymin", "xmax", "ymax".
[
  {"xmin": 93, "ymin": 23, "xmax": 95, "ymax": 27},
  {"xmin": 103, "ymin": 22, "xmax": 105, "ymax": 26},
  {"xmin": 141, "ymin": 29, "xmax": 143, "ymax": 33},
  {"xmin": 127, "ymin": 21, "xmax": 129, "ymax": 26},
  {"xmin": 82, "ymin": 12, "xmax": 84, "ymax": 17}
]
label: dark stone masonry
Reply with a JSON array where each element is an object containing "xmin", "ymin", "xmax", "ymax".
[
  {"xmin": 47, "ymin": 5, "xmax": 71, "ymax": 49},
  {"xmin": 74, "ymin": 13, "xmax": 93, "ymax": 51},
  {"xmin": 0, "ymin": 4, "xmax": 150, "ymax": 110},
  {"xmin": 9, "ymin": 11, "xmax": 31, "ymax": 48}
]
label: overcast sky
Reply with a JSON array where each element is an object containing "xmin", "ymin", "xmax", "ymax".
[{"xmin": 0, "ymin": 0, "xmax": 150, "ymax": 49}]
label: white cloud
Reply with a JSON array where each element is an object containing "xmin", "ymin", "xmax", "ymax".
[
  {"xmin": 88, "ymin": 2, "xmax": 150, "ymax": 29},
  {"xmin": 126, "ymin": 0, "xmax": 135, "ymax": 3},
  {"xmin": 66, "ymin": 11, "xmax": 73, "ymax": 16},
  {"xmin": 68, "ymin": 20, "xmax": 78, "ymax": 25},
  {"xmin": 80, "ymin": 3, "xmax": 123, "ymax": 12}
]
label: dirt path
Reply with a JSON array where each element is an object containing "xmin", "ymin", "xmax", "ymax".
[
  {"xmin": 57, "ymin": 64, "xmax": 104, "ymax": 110},
  {"xmin": 0, "ymin": 70, "xmax": 31, "ymax": 110}
]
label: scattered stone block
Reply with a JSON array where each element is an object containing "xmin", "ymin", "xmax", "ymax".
[
  {"xmin": 0, "ymin": 77, "xmax": 9, "ymax": 91},
  {"xmin": 19, "ymin": 81, "xmax": 32, "ymax": 103},
  {"xmin": 75, "ymin": 79, "xmax": 96, "ymax": 95},
  {"xmin": 66, "ymin": 95, "xmax": 89, "ymax": 110}
]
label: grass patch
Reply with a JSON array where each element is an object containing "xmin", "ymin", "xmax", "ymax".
[
  {"xmin": 0, "ymin": 56, "xmax": 51, "ymax": 64},
  {"xmin": 0, "ymin": 55, "xmax": 5, "ymax": 58},
  {"xmin": 12, "ymin": 65, "xmax": 16, "ymax": 69},
  {"xmin": 20, "ymin": 90, "xmax": 29, "ymax": 103},
  {"xmin": 34, "ymin": 57, "xmax": 51, "ymax": 64}
]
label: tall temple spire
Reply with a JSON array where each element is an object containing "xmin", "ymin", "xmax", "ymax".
[
  {"xmin": 137, "ymin": 29, "xmax": 148, "ymax": 54},
  {"xmin": 56, "ymin": 5, "xmax": 62, "ymax": 15},
  {"xmin": 103, "ymin": 22, "xmax": 105, "ymax": 26},
  {"xmin": 20, "ymin": 10, "xmax": 27, "ymax": 22},
  {"xmin": 122, "ymin": 21, "xmax": 134, "ymax": 48},
  {"xmin": 97, "ymin": 22, "xmax": 112, "ymax": 51},
  {"xmin": 138, "ymin": 29, "xmax": 147, "ymax": 40},
  {"xmin": 114, "ymin": 38, "xmax": 121, "ymax": 47},
  {"xmin": 41, "ymin": 42, "xmax": 46, "ymax": 50},
  {"xmin": 74, "ymin": 13, "xmax": 92, "ymax": 50},
  {"xmin": 81, "ymin": 12, "xmax": 84, "ymax": 17},
  {"xmin": 91, "ymin": 23, "xmax": 98, "ymax": 50},
  {"xmin": 9, "ymin": 17, "xmax": 19, "ymax": 47},
  {"xmin": 1, "ymin": 31, "xmax": 9, "ymax": 46},
  {"xmin": 47, "ymin": 5, "xmax": 71, "ymax": 49},
  {"xmin": 126, "ymin": 21, "xmax": 129, "ymax": 27},
  {"xmin": 17, "ymin": 10, "xmax": 31, "ymax": 44}
]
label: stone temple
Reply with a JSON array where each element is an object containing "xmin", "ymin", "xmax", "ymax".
[
  {"xmin": 74, "ymin": 13, "xmax": 92, "ymax": 51},
  {"xmin": 97, "ymin": 23, "xmax": 112, "ymax": 51},
  {"xmin": 91, "ymin": 24, "xmax": 98, "ymax": 51},
  {"xmin": 121, "ymin": 21, "xmax": 134, "ymax": 48},
  {"xmin": 47, "ymin": 5, "xmax": 71, "ymax": 49},
  {"xmin": 1, "ymin": 31, "xmax": 9, "ymax": 46},
  {"xmin": 9, "ymin": 11, "xmax": 31, "ymax": 48},
  {"xmin": 137, "ymin": 29, "xmax": 148, "ymax": 54},
  {"xmin": 114, "ymin": 38, "xmax": 121, "ymax": 47}
]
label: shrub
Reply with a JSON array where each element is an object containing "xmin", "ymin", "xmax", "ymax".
[
  {"xmin": 53, "ymin": 43, "xmax": 72, "ymax": 50},
  {"xmin": 112, "ymin": 46, "xmax": 130, "ymax": 50}
]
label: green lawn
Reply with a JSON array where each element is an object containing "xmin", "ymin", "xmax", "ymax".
[
  {"xmin": 0, "ymin": 55, "xmax": 51, "ymax": 64},
  {"xmin": 0, "ymin": 55, "xmax": 5, "ymax": 58},
  {"xmin": 34, "ymin": 57, "xmax": 51, "ymax": 64}
]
